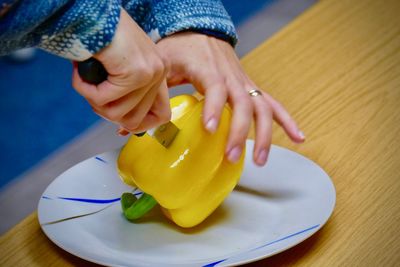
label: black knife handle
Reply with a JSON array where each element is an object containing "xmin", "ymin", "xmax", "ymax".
[
  {"xmin": 78, "ymin": 58, "xmax": 107, "ymax": 85},
  {"xmin": 77, "ymin": 58, "xmax": 145, "ymax": 137}
]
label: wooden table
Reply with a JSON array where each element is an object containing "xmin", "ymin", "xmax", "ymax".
[{"xmin": 1, "ymin": 0, "xmax": 400, "ymax": 265}]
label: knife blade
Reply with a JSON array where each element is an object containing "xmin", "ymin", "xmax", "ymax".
[
  {"xmin": 148, "ymin": 121, "xmax": 179, "ymax": 148},
  {"xmin": 78, "ymin": 57, "xmax": 179, "ymax": 148}
]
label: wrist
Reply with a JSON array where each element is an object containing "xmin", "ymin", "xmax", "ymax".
[{"xmin": 179, "ymin": 29, "xmax": 236, "ymax": 47}]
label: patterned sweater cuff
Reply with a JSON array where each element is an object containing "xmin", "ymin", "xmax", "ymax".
[
  {"xmin": 0, "ymin": 0, "xmax": 121, "ymax": 60},
  {"xmin": 38, "ymin": 0, "xmax": 121, "ymax": 60},
  {"xmin": 148, "ymin": 0, "xmax": 238, "ymax": 46}
]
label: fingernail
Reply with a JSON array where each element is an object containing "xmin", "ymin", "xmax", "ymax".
[
  {"xmin": 256, "ymin": 149, "xmax": 268, "ymax": 166},
  {"xmin": 116, "ymin": 128, "xmax": 129, "ymax": 136},
  {"xmin": 205, "ymin": 117, "xmax": 218, "ymax": 133},
  {"xmin": 298, "ymin": 130, "xmax": 306, "ymax": 140},
  {"xmin": 227, "ymin": 146, "xmax": 242, "ymax": 163}
]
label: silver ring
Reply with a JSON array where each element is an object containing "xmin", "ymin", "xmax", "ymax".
[{"xmin": 248, "ymin": 89, "xmax": 263, "ymax": 97}]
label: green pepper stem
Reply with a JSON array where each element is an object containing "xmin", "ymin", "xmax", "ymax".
[{"xmin": 120, "ymin": 192, "xmax": 158, "ymax": 220}]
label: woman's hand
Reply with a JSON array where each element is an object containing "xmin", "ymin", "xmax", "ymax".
[
  {"xmin": 72, "ymin": 9, "xmax": 171, "ymax": 134},
  {"xmin": 157, "ymin": 32, "xmax": 305, "ymax": 166}
]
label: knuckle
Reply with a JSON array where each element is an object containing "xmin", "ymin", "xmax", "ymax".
[
  {"xmin": 212, "ymin": 78, "xmax": 227, "ymax": 91},
  {"xmin": 256, "ymin": 124, "xmax": 270, "ymax": 141},
  {"xmin": 267, "ymin": 97, "xmax": 284, "ymax": 113},
  {"xmin": 90, "ymin": 95, "xmax": 107, "ymax": 107},
  {"xmin": 152, "ymin": 104, "xmax": 171, "ymax": 124},
  {"xmin": 152, "ymin": 59, "xmax": 166, "ymax": 78},
  {"xmin": 102, "ymin": 109, "xmax": 122, "ymax": 122},
  {"xmin": 159, "ymin": 108, "xmax": 172, "ymax": 123},
  {"xmin": 265, "ymin": 102, "xmax": 273, "ymax": 115},
  {"xmin": 233, "ymin": 120, "xmax": 250, "ymax": 139},
  {"xmin": 123, "ymin": 118, "xmax": 141, "ymax": 131},
  {"xmin": 208, "ymin": 73, "xmax": 225, "ymax": 85},
  {"xmin": 230, "ymin": 88, "xmax": 247, "ymax": 100},
  {"xmin": 241, "ymin": 98, "xmax": 254, "ymax": 114},
  {"xmin": 135, "ymin": 58, "xmax": 166, "ymax": 82},
  {"xmin": 257, "ymin": 99, "xmax": 272, "ymax": 114},
  {"xmin": 132, "ymin": 61, "xmax": 153, "ymax": 81},
  {"xmin": 238, "ymin": 124, "xmax": 250, "ymax": 139},
  {"xmin": 139, "ymin": 68, "xmax": 154, "ymax": 82}
]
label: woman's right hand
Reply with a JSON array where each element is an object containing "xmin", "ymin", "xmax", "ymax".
[{"xmin": 72, "ymin": 9, "xmax": 171, "ymax": 134}]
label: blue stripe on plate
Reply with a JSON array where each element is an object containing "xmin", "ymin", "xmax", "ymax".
[
  {"xmin": 95, "ymin": 156, "xmax": 107, "ymax": 163},
  {"xmin": 203, "ymin": 224, "xmax": 321, "ymax": 267},
  {"xmin": 252, "ymin": 224, "xmax": 320, "ymax": 250},
  {"xmin": 58, "ymin": 197, "xmax": 121, "ymax": 204},
  {"xmin": 53, "ymin": 192, "xmax": 143, "ymax": 204},
  {"xmin": 203, "ymin": 259, "xmax": 226, "ymax": 267}
]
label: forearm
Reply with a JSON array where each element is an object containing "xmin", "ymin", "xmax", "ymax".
[{"xmin": 0, "ymin": 0, "xmax": 121, "ymax": 60}]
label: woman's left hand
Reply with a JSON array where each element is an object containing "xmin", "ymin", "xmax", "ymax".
[{"xmin": 157, "ymin": 32, "xmax": 305, "ymax": 166}]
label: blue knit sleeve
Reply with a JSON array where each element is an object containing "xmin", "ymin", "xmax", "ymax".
[
  {"xmin": 0, "ymin": 0, "xmax": 121, "ymax": 60},
  {"xmin": 146, "ymin": 0, "xmax": 238, "ymax": 46}
]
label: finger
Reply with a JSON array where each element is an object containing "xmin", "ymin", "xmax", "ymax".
[
  {"xmin": 201, "ymin": 79, "xmax": 228, "ymax": 133},
  {"xmin": 129, "ymin": 111, "xmax": 161, "ymax": 133},
  {"xmin": 92, "ymin": 81, "xmax": 138, "ymax": 107},
  {"xmin": 119, "ymin": 80, "xmax": 161, "ymax": 132},
  {"xmin": 116, "ymin": 81, "xmax": 170, "ymax": 134},
  {"xmin": 72, "ymin": 63, "xmax": 135, "ymax": 107},
  {"xmin": 148, "ymin": 80, "xmax": 171, "ymax": 124},
  {"xmin": 128, "ymin": 82, "xmax": 171, "ymax": 133},
  {"xmin": 263, "ymin": 93, "xmax": 305, "ymax": 143},
  {"xmin": 183, "ymin": 66, "xmax": 228, "ymax": 133},
  {"xmin": 164, "ymin": 66, "xmax": 188, "ymax": 87},
  {"xmin": 251, "ymin": 92, "xmax": 273, "ymax": 166},
  {"xmin": 225, "ymin": 88, "xmax": 253, "ymax": 163},
  {"xmin": 95, "ymin": 78, "xmax": 160, "ymax": 122}
]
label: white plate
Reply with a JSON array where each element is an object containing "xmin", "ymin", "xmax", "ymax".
[{"xmin": 38, "ymin": 140, "xmax": 335, "ymax": 267}]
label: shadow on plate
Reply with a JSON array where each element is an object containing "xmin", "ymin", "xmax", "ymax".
[
  {"xmin": 234, "ymin": 184, "xmax": 301, "ymax": 200},
  {"xmin": 124, "ymin": 203, "xmax": 231, "ymax": 235}
]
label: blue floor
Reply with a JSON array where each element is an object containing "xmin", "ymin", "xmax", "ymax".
[{"xmin": 0, "ymin": 0, "xmax": 274, "ymax": 189}]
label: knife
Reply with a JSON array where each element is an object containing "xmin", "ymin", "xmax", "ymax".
[{"xmin": 78, "ymin": 58, "xmax": 179, "ymax": 148}]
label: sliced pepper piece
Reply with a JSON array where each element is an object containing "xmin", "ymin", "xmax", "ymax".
[{"xmin": 118, "ymin": 95, "xmax": 245, "ymax": 227}]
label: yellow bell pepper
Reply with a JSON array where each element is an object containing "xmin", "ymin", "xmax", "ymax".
[{"xmin": 117, "ymin": 95, "xmax": 245, "ymax": 228}]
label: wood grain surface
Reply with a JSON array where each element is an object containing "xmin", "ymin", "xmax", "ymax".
[{"xmin": 1, "ymin": 0, "xmax": 400, "ymax": 266}]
